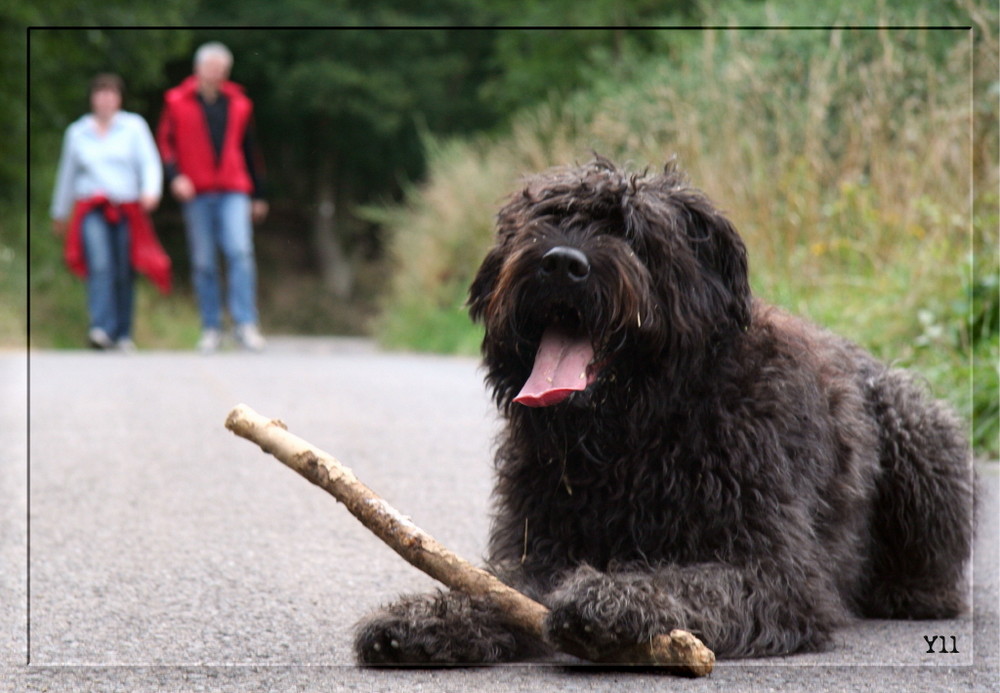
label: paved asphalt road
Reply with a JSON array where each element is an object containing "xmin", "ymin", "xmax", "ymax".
[{"xmin": 2, "ymin": 340, "xmax": 998, "ymax": 692}]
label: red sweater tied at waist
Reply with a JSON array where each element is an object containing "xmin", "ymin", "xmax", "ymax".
[{"xmin": 65, "ymin": 196, "xmax": 172, "ymax": 294}]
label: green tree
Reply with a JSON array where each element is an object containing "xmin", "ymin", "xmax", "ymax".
[{"xmin": 479, "ymin": 0, "xmax": 702, "ymax": 113}]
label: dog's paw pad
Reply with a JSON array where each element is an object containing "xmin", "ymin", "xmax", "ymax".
[
  {"xmin": 354, "ymin": 618, "xmax": 429, "ymax": 665},
  {"xmin": 544, "ymin": 601, "xmax": 620, "ymax": 661}
]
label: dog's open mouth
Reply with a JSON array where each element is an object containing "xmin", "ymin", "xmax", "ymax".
[{"xmin": 513, "ymin": 327, "xmax": 598, "ymax": 407}]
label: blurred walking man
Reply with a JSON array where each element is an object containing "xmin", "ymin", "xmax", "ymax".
[{"xmin": 157, "ymin": 41, "xmax": 268, "ymax": 352}]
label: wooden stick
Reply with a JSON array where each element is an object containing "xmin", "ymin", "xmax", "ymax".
[{"xmin": 225, "ymin": 403, "xmax": 715, "ymax": 676}]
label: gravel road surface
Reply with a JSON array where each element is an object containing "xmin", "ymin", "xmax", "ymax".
[{"xmin": 2, "ymin": 341, "xmax": 997, "ymax": 691}]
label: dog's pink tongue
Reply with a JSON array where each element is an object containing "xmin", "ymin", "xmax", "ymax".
[{"xmin": 514, "ymin": 328, "xmax": 595, "ymax": 407}]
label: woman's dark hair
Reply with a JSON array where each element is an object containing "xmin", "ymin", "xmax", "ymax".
[{"xmin": 89, "ymin": 73, "xmax": 124, "ymax": 97}]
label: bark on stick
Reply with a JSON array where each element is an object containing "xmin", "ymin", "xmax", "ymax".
[{"xmin": 224, "ymin": 403, "xmax": 715, "ymax": 676}]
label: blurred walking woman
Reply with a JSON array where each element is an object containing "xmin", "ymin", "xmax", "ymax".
[{"xmin": 50, "ymin": 73, "xmax": 171, "ymax": 350}]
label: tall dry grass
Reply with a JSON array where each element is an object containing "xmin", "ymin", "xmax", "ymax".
[{"xmin": 376, "ymin": 20, "xmax": 998, "ymax": 454}]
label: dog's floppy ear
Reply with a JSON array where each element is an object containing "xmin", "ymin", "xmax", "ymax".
[
  {"xmin": 469, "ymin": 198, "xmax": 528, "ymax": 324},
  {"xmin": 682, "ymin": 198, "xmax": 752, "ymax": 332},
  {"xmin": 624, "ymin": 176, "xmax": 752, "ymax": 336},
  {"xmin": 468, "ymin": 244, "xmax": 504, "ymax": 323}
]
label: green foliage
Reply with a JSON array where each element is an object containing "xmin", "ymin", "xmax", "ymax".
[
  {"xmin": 375, "ymin": 4, "xmax": 999, "ymax": 456},
  {"xmin": 29, "ymin": 29, "xmax": 192, "ymax": 128},
  {"xmin": 478, "ymin": 0, "xmax": 701, "ymax": 113},
  {"xmin": 0, "ymin": 201, "xmax": 26, "ymax": 346},
  {"xmin": 362, "ymin": 136, "xmax": 507, "ymax": 353},
  {"xmin": 970, "ymin": 193, "xmax": 1000, "ymax": 456}
]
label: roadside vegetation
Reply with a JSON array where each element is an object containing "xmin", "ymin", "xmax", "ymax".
[{"xmin": 374, "ymin": 13, "xmax": 998, "ymax": 456}]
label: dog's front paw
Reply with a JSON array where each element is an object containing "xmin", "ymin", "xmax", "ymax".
[
  {"xmin": 354, "ymin": 591, "xmax": 532, "ymax": 665},
  {"xmin": 354, "ymin": 609, "xmax": 437, "ymax": 664},
  {"xmin": 543, "ymin": 566, "xmax": 663, "ymax": 662}
]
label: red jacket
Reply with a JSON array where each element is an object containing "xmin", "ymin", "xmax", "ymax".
[
  {"xmin": 157, "ymin": 76, "xmax": 255, "ymax": 195},
  {"xmin": 65, "ymin": 196, "xmax": 172, "ymax": 294}
]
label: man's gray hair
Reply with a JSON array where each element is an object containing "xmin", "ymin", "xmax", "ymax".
[{"xmin": 194, "ymin": 41, "xmax": 234, "ymax": 68}]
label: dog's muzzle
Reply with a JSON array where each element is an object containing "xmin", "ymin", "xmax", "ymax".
[{"xmin": 513, "ymin": 246, "xmax": 600, "ymax": 408}]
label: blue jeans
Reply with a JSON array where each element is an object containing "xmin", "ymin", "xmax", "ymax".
[
  {"xmin": 82, "ymin": 209, "xmax": 133, "ymax": 340},
  {"xmin": 182, "ymin": 192, "xmax": 259, "ymax": 329}
]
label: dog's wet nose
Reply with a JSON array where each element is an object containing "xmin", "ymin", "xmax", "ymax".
[{"xmin": 541, "ymin": 246, "xmax": 590, "ymax": 283}]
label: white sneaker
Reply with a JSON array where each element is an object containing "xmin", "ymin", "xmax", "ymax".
[
  {"xmin": 197, "ymin": 328, "xmax": 223, "ymax": 354},
  {"xmin": 88, "ymin": 328, "xmax": 114, "ymax": 350},
  {"xmin": 116, "ymin": 337, "xmax": 136, "ymax": 353},
  {"xmin": 235, "ymin": 323, "xmax": 266, "ymax": 352}
]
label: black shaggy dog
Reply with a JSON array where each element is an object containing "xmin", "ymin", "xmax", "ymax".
[{"xmin": 355, "ymin": 157, "xmax": 974, "ymax": 664}]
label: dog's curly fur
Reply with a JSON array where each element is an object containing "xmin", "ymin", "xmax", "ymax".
[{"xmin": 354, "ymin": 158, "xmax": 974, "ymax": 664}]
